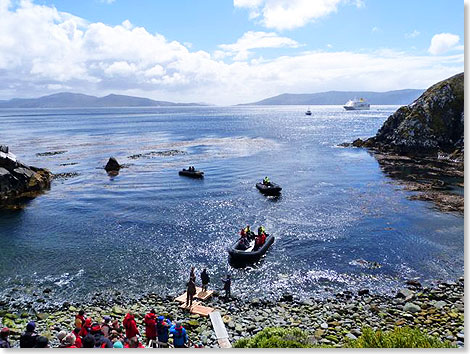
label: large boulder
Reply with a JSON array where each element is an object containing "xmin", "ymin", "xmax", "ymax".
[
  {"xmin": 372, "ymin": 72, "xmax": 464, "ymax": 155},
  {"xmin": 104, "ymin": 157, "xmax": 121, "ymax": 172},
  {"xmin": 0, "ymin": 147, "xmax": 52, "ymax": 208}
]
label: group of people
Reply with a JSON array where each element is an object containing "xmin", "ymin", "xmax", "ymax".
[
  {"xmin": 0, "ymin": 309, "xmax": 190, "ymax": 349},
  {"xmin": 239, "ymin": 225, "xmax": 267, "ymax": 251},
  {"xmin": 185, "ymin": 267, "xmax": 210, "ymax": 307},
  {"xmin": 186, "ymin": 166, "xmax": 196, "ymax": 172}
]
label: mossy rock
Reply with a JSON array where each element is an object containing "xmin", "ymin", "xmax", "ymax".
[
  {"xmin": 4, "ymin": 313, "xmax": 18, "ymax": 320},
  {"xmin": 325, "ymin": 335, "xmax": 339, "ymax": 343},
  {"xmin": 112, "ymin": 306, "xmax": 125, "ymax": 315},
  {"xmin": 20, "ymin": 312, "xmax": 29, "ymax": 318},
  {"xmin": 185, "ymin": 320, "xmax": 200, "ymax": 329},
  {"xmin": 36, "ymin": 313, "xmax": 50, "ymax": 320}
]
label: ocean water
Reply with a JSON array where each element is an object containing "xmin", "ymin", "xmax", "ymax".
[{"xmin": 0, "ymin": 106, "xmax": 464, "ymax": 304}]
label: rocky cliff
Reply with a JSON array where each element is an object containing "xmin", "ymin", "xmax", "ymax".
[
  {"xmin": 355, "ymin": 73, "xmax": 464, "ymax": 158},
  {"xmin": 0, "ymin": 147, "xmax": 52, "ymax": 208}
]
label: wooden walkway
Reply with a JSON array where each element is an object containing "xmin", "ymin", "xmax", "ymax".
[{"xmin": 175, "ymin": 287, "xmax": 215, "ymax": 317}]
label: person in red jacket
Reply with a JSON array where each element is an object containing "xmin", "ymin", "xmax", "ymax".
[
  {"xmin": 75, "ymin": 311, "xmax": 85, "ymax": 330},
  {"xmin": 123, "ymin": 312, "xmax": 139, "ymax": 340},
  {"xmin": 143, "ymin": 310, "xmax": 157, "ymax": 345},
  {"xmin": 78, "ymin": 318, "xmax": 92, "ymax": 338},
  {"xmin": 72, "ymin": 328, "xmax": 82, "ymax": 348}
]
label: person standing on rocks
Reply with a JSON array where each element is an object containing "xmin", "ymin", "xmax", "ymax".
[
  {"xmin": 75, "ymin": 310, "xmax": 85, "ymax": 329},
  {"xmin": 144, "ymin": 309, "xmax": 157, "ymax": 345},
  {"xmin": 170, "ymin": 322, "xmax": 188, "ymax": 348},
  {"xmin": 20, "ymin": 321, "xmax": 38, "ymax": 348},
  {"xmin": 0, "ymin": 328, "xmax": 11, "ymax": 348},
  {"xmin": 123, "ymin": 312, "xmax": 139, "ymax": 340},
  {"xmin": 222, "ymin": 274, "xmax": 231, "ymax": 301},
  {"xmin": 101, "ymin": 316, "xmax": 112, "ymax": 338},
  {"xmin": 186, "ymin": 278, "xmax": 197, "ymax": 307},
  {"xmin": 201, "ymin": 268, "xmax": 210, "ymax": 293},
  {"xmin": 156, "ymin": 316, "xmax": 171, "ymax": 347}
]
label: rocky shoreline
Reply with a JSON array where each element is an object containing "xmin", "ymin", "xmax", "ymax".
[
  {"xmin": 341, "ymin": 73, "xmax": 464, "ymax": 214},
  {"xmin": 0, "ymin": 277, "xmax": 464, "ymax": 348}
]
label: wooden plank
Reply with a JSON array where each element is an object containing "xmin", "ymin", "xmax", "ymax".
[
  {"xmin": 190, "ymin": 305, "xmax": 214, "ymax": 317},
  {"xmin": 195, "ymin": 289, "xmax": 214, "ymax": 300},
  {"xmin": 175, "ymin": 287, "xmax": 214, "ymax": 303},
  {"xmin": 179, "ymin": 301, "xmax": 201, "ymax": 310}
]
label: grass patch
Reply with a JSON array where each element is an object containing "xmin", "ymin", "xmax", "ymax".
[
  {"xmin": 233, "ymin": 326, "xmax": 455, "ymax": 348},
  {"xmin": 345, "ymin": 326, "xmax": 455, "ymax": 348}
]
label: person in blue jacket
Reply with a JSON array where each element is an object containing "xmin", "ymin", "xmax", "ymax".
[
  {"xmin": 156, "ymin": 316, "xmax": 172, "ymax": 347},
  {"xmin": 170, "ymin": 322, "xmax": 188, "ymax": 348}
]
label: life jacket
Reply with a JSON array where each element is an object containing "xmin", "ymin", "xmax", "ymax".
[{"xmin": 259, "ymin": 233, "xmax": 266, "ymax": 245}]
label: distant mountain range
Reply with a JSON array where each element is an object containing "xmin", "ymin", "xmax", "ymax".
[
  {"xmin": 242, "ymin": 89, "xmax": 424, "ymax": 105},
  {"xmin": 0, "ymin": 92, "xmax": 207, "ymax": 108}
]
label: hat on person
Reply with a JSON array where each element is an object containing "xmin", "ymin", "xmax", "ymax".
[
  {"xmin": 103, "ymin": 316, "xmax": 111, "ymax": 322},
  {"xmin": 91, "ymin": 323, "xmax": 102, "ymax": 333},
  {"xmin": 0, "ymin": 327, "xmax": 10, "ymax": 336},
  {"xmin": 175, "ymin": 321, "xmax": 182, "ymax": 329},
  {"xmin": 158, "ymin": 315, "xmax": 164, "ymax": 321},
  {"xmin": 26, "ymin": 321, "xmax": 36, "ymax": 331},
  {"xmin": 63, "ymin": 333, "xmax": 76, "ymax": 346},
  {"xmin": 113, "ymin": 341, "xmax": 124, "ymax": 348},
  {"xmin": 57, "ymin": 330, "xmax": 67, "ymax": 342}
]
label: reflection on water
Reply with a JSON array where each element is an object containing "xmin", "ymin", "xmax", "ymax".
[{"xmin": 0, "ymin": 106, "xmax": 463, "ymax": 303}]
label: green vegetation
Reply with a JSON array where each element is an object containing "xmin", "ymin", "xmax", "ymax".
[
  {"xmin": 345, "ymin": 327, "xmax": 455, "ymax": 348},
  {"xmin": 233, "ymin": 326, "xmax": 455, "ymax": 348},
  {"xmin": 233, "ymin": 327, "xmax": 321, "ymax": 348}
]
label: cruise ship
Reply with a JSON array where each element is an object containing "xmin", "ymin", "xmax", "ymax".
[{"xmin": 343, "ymin": 98, "xmax": 370, "ymax": 111}]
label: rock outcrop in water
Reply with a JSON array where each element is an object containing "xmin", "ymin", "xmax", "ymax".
[
  {"xmin": 344, "ymin": 73, "xmax": 464, "ymax": 213},
  {"xmin": 0, "ymin": 146, "xmax": 52, "ymax": 208},
  {"xmin": 104, "ymin": 157, "xmax": 121, "ymax": 173},
  {"xmin": 353, "ymin": 73, "xmax": 464, "ymax": 158}
]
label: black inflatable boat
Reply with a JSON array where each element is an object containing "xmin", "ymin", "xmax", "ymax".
[
  {"xmin": 179, "ymin": 169, "xmax": 204, "ymax": 178},
  {"xmin": 228, "ymin": 234, "xmax": 274, "ymax": 265},
  {"xmin": 256, "ymin": 182, "xmax": 282, "ymax": 195}
]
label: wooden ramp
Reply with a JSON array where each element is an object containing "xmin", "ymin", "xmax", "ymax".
[
  {"xmin": 179, "ymin": 302, "xmax": 214, "ymax": 317},
  {"xmin": 175, "ymin": 287, "xmax": 214, "ymax": 303},
  {"xmin": 209, "ymin": 311, "xmax": 232, "ymax": 348}
]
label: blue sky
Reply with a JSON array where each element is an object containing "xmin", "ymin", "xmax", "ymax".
[{"xmin": 0, "ymin": 0, "xmax": 464, "ymax": 104}]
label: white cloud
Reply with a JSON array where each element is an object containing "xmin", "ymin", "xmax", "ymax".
[
  {"xmin": 371, "ymin": 26, "xmax": 380, "ymax": 33},
  {"xmin": 234, "ymin": 0, "xmax": 362, "ymax": 31},
  {"xmin": 428, "ymin": 33, "xmax": 461, "ymax": 55},
  {"xmin": 405, "ymin": 30, "xmax": 420, "ymax": 39},
  {"xmin": 218, "ymin": 31, "xmax": 300, "ymax": 60},
  {"xmin": 100, "ymin": 0, "xmax": 115, "ymax": 4},
  {"xmin": 0, "ymin": 1, "xmax": 464, "ymax": 105}
]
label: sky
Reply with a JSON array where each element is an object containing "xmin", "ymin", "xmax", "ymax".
[{"xmin": 0, "ymin": 0, "xmax": 464, "ymax": 105}]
